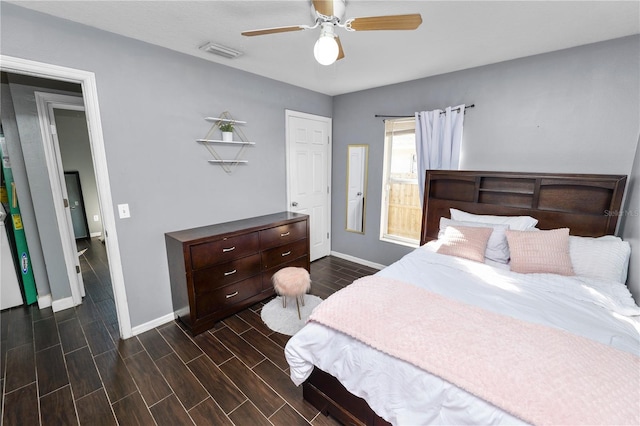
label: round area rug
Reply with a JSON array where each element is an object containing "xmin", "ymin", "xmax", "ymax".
[{"xmin": 261, "ymin": 295, "xmax": 323, "ymax": 336}]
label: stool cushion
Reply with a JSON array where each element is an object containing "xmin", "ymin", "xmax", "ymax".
[{"xmin": 272, "ymin": 267, "xmax": 310, "ymax": 296}]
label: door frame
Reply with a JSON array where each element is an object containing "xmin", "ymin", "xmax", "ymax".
[
  {"xmin": 0, "ymin": 55, "xmax": 132, "ymax": 338},
  {"xmin": 34, "ymin": 92, "xmax": 87, "ymax": 307},
  {"xmin": 284, "ymin": 109, "xmax": 332, "ymax": 260}
]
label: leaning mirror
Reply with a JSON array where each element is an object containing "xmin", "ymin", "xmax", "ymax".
[{"xmin": 346, "ymin": 145, "xmax": 369, "ymax": 233}]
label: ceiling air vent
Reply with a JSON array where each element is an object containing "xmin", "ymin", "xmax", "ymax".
[{"xmin": 199, "ymin": 42, "xmax": 243, "ymax": 59}]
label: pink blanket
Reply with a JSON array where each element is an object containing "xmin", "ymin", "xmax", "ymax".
[{"xmin": 309, "ymin": 276, "xmax": 640, "ymax": 425}]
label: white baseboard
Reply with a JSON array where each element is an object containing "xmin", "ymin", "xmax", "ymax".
[
  {"xmin": 329, "ymin": 251, "xmax": 386, "ymax": 270},
  {"xmin": 90, "ymin": 231, "xmax": 102, "ymax": 238},
  {"xmin": 131, "ymin": 312, "xmax": 175, "ymax": 336},
  {"xmin": 37, "ymin": 293, "xmax": 52, "ymax": 309},
  {"xmin": 51, "ymin": 296, "xmax": 75, "ymax": 312}
]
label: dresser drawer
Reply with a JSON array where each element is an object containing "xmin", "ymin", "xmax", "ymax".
[
  {"xmin": 195, "ymin": 275, "xmax": 262, "ymax": 319},
  {"xmin": 190, "ymin": 232, "xmax": 259, "ymax": 270},
  {"xmin": 262, "ymin": 257, "xmax": 309, "ymax": 291},
  {"xmin": 260, "ymin": 220, "xmax": 307, "ymax": 250},
  {"xmin": 192, "ymin": 253, "xmax": 261, "ymax": 294},
  {"xmin": 261, "ymin": 238, "xmax": 308, "ymax": 270}
]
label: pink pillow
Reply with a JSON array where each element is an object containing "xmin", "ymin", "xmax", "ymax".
[
  {"xmin": 506, "ymin": 228, "xmax": 574, "ymax": 276},
  {"xmin": 437, "ymin": 225, "xmax": 493, "ymax": 263}
]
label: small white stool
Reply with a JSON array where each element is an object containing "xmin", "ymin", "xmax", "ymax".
[{"xmin": 271, "ymin": 267, "xmax": 311, "ymax": 320}]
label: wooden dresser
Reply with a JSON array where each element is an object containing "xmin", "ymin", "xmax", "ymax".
[{"xmin": 165, "ymin": 212, "xmax": 310, "ymax": 335}]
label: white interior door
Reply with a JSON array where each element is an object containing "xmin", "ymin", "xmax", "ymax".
[
  {"xmin": 35, "ymin": 92, "xmax": 86, "ymax": 307},
  {"xmin": 347, "ymin": 146, "xmax": 365, "ymax": 231},
  {"xmin": 285, "ymin": 110, "xmax": 331, "ymax": 261}
]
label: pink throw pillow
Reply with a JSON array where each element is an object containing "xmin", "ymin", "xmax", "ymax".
[
  {"xmin": 437, "ymin": 225, "xmax": 493, "ymax": 263},
  {"xmin": 506, "ymin": 228, "xmax": 574, "ymax": 276}
]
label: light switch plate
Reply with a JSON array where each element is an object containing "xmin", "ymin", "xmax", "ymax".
[{"xmin": 117, "ymin": 203, "xmax": 131, "ymax": 219}]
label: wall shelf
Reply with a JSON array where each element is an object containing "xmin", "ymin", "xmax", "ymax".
[
  {"xmin": 204, "ymin": 117, "xmax": 247, "ymax": 124},
  {"xmin": 198, "ymin": 111, "xmax": 254, "ymax": 173},
  {"xmin": 208, "ymin": 160, "xmax": 249, "ymax": 164},
  {"xmin": 196, "ymin": 139, "xmax": 256, "ymax": 145}
]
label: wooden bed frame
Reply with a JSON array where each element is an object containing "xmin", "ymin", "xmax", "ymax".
[{"xmin": 302, "ymin": 170, "xmax": 627, "ymax": 426}]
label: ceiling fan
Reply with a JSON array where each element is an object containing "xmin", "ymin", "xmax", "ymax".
[{"xmin": 241, "ymin": 0, "xmax": 422, "ymax": 66}]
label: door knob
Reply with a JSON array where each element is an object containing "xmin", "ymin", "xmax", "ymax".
[
  {"xmin": 357, "ymin": 192, "xmax": 362, "ymax": 196},
  {"xmin": 291, "ymin": 202, "xmax": 298, "ymax": 207}
]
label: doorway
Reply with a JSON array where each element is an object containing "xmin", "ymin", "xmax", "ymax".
[
  {"xmin": 65, "ymin": 171, "xmax": 90, "ymax": 240},
  {"xmin": 0, "ymin": 55, "xmax": 132, "ymax": 338},
  {"xmin": 285, "ymin": 110, "xmax": 332, "ymax": 261},
  {"xmin": 35, "ymin": 92, "xmax": 89, "ymax": 306}
]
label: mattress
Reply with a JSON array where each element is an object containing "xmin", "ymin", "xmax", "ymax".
[{"xmin": 285, "ymin": 243, "xmax": 640, "ymax": 425}]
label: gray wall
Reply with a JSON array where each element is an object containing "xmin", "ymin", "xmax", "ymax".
[
  {"xmin": 1, "ymin": 3, "xmax": 332, "ymax": 327},
  {"xmin": 56, "ymin": 109, "xmax": 103, "ymax": 236},
  {"xmin": 621, "ymin": 137, "xmax": 640, "ymax": 302},
  {"xmin": 331, "ymin": 36, "xmax": 640, "ymax": 272}
]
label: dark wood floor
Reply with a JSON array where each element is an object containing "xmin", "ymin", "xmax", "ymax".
[{"xmin": 1, "ymin": 238, "xmax": 378, "ymax": 425}]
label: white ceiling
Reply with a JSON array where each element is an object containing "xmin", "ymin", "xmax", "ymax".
[{"xmin": 8, "ymin": 1, "xmax": 640, "ymax": 96}]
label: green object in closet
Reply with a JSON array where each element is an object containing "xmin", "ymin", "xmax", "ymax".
[{"xmin": 0, "ymin": 133, "xmax": 38, "ymax": 305}]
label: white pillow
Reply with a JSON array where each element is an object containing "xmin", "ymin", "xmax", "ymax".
[
  {"xmin": 569, "ymin": 235, "xmax": 631, "ymax": 284},
  {"xmin": 450, "ymin": 208, "xmax": 538, "ymax": 231},
  {"xmin": 439, "ymin": 217, "xmax": 510, "ymax": 264}
]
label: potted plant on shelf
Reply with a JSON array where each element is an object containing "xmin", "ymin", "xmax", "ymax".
[{"xmin": 219, "ymin": 122, "xmax": 234, "ymax": 142}]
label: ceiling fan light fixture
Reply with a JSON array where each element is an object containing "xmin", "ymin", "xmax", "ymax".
[
  {"xmin": 242, "ymin": 2, "xmax": 422, "ymax": 66},
  {"xmin": 313, "ymin": 24, "xmax": 339, "ymax": 66}
]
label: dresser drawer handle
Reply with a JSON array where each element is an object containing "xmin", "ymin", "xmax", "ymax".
[
  {"xmin": 280, "ymin": 232, "xmax": 290, "ymax": 237},
  {"xmin": 222, "ymin": 246, "xmax": 236, "ymax": 253},
  {"xmin": 281, "ymin": 251, "xmax": 292, "ymax": 257},
  {"xmin": 224, "ymin": 269, "xmax": 237, "ymax": 276},
  {"xmin": 226, "ymin": 291, "xmax": 239, "ymax": 299}
]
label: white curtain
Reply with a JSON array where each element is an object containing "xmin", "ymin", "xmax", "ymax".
[{"xmin": 415, "ymin": 104, "xmax": 465, "ymax": 204}]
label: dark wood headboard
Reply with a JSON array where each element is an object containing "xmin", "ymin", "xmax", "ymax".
[{"xmin": 420, "ymin": 171, "xmax": 627, "ymax": 245}]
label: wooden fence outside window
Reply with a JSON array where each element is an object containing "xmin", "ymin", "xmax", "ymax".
[{"xmin": 387, "ymin": 182, "xmax": 421, "ymax": 241}]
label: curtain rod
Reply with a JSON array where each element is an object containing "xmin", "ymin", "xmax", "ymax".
[{"xmin": 375, "ymin": 104, "xmax": 475, "ymax": 118}]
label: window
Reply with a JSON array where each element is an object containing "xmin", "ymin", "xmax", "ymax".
[{"xmin": 380, "ymin": 118, "xmax": 421, "ymax": 247}]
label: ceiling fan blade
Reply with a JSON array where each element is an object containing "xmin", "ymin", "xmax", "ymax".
[
  {"xmin": 348, "ymin": 14, "xmax": 422, "ymax": 31},
  {"xmin": 313, "ymin": 0, "xmax": 334, "ymax": 17},
  {"xmin": 241, "ymin": 25, "xmax": 306, "ymax": 37},
  {"xmin": 336, "ymin": 36, "xmax": 345, "ymax": 61}
]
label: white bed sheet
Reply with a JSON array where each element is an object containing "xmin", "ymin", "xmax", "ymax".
[{"xmin": 285, "ymin": 243, "xmax": 640, "ymax": 425}]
